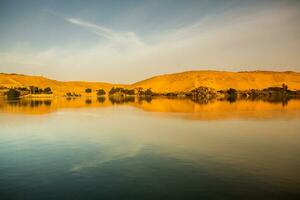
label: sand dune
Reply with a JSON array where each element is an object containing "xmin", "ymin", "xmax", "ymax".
[
  {"xmin": 0, "ymin": 73, "xmax": 126, "ymax": 95},
  {"xmin": 132, "ymin": 71, "xmax": 300, "ymax": 93},
  {"xmin": 1, "ymin": 70, "xmax": 300, "ymax": 95}
]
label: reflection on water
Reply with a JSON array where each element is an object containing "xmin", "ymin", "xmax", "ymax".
[
  {"xmin": 109, "ymin": 95, "xmax": 135, "ymax": 104},
  {"xmin": 0, "ymin": 97, "xmax": 300, "ymax": 199},
  {"xmin": 1, "ymin": 97, "xmax": 300, "ymax": 120}
]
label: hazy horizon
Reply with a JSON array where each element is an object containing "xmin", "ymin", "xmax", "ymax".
[{"xmin": 1, "ymin": 0, "xmax": 300, "ymax": 83}]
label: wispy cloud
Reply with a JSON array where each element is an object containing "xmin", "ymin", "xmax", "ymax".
[
  {"xmin": 66, "ymin": 18, "xmax": 144, "ymax": 46},
  {"xmin": 1, "ymin": 2, "xmax": 299, "ymax": 82}
]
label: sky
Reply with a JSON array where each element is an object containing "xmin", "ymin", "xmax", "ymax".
[{"xmin": 0, "ymin": 0, "xmax": 300, "ymax": 83}]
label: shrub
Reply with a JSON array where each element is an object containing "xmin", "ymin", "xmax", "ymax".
[
  {"xmin": 97, "ymin": 89, "xmax": 106, "ymax": 96},
  {"xmin": 30, "ymin": 86, "xmax": 39, "ymax": 94},
  {"xmin": 85, "ymin": 88, "xmax": 92, "ymax": 93},
  {"xmin": 145, "ymin": 88, "xmax": 153, "ymax": 96},
  {"xmin": 6, "ymin": 89, "xmax": 20, "ymax": 100},
  {"xmin": 44, "ymin": 87, "xmax": 52, "ymax": 94},
  {"xmin": 109, "ymin": 87, "xmax": 124, "ymax": 95},
  {"xmin": 227, "ymin": 88, "xmax": 237, "ymax": 102},
  {"xmin": 282, "ymin": 83, "xmax": 288, "ymax": 91},
  {"xmin": 125, "ymin": 89, "xmax": 135, "ymax": 95}
]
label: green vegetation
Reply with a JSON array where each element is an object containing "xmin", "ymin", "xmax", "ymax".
[
  {"xmin": 134, "ymin": 87, "xmax": 153, "ymax": 96},
  {"xmin": 29, "ymin": 86, "xmax": 40, "ymax": 94},
  {"xmin": 108, "ymin": 87, "xmax": 153, "ymax": 96},
  {"xmin": 145, "ymin": 88, "xmax": 153, "ymax": 96},
  {"xmin": 2, "ymin": 80, "xmax": 299, "ymax": 106},
  {"xmin": 124, "ymin": 89, "xmax": 135, "ymax": 95},
  {"xmin": 29, "ymin": 86, "xmax": 52, "ymax": 94},
  {"xmin": 109, "ymin": 87, "xmax": 135, "ymax": 96},
  {"xmin": 85, "ymin": 88, "xmax": 92, "ymax": 93},
  {"xmin": 109, "ymin": 87, "xmax": 122, "ymax": 95},
  {"xmin": 226, "ymin": 88, "xmax": 237, "ymax": 102},
  {"xmin": 44, "ymin": 87, "xmax": 53, "ymax": 94},
  {"xmin": 6, "ymin": 89, "xmax": 20, "ymax": 100},
  {"xmin": 97, "ymin": 89, "xmax": 106, "ymax": 96},
  {"xmin": 65, "ymin": 92, "xmax": 80, "ymax": 97}
]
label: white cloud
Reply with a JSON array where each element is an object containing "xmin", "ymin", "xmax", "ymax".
[
  {"xmin": 66, "ymin": 17, "xmax": 144, "ymax": 46},
  {"xmin": 0, "ymin": 2, "xmax": 299, "ymax": 82}
]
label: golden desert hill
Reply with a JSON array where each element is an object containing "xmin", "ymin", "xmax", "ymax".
[
  {"xmin": 1, "ymin": 70, "xmax": 300, "ymax": 95},
  {"xmin": 0, "ymin": 73, "xmax": 126, "ymax": 95},
  {"xmin": 132, "ymin": 70, "xmax": 300, "ymax": 93}
]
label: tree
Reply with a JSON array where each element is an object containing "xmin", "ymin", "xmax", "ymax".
[
  {"xmin": 109, "ymin": 87, "xmax": 124, "ymax": 95},
  {"xmin": 135, "ymin": 87, "xmax": 143, "ymax": 95},
  {"xmin": 145, "ymin": 88, "xmax": 153, "ymax": 96},
  {"xmin": 109, "ymin": 87, "xmax": 116, "ymax": 95},
  {"xmin": 30, "ymin": 86, "xmax": 39, "ymax": 94},
  {"xmin": 97, "ymin": 89, "xmax": 106, "ymax": 96},
  {"xmin": 125, "ymin": 89, "xmax": 135, "ymax": 95},
  {"xmin": 227, "ymin": 88, "xmax": 237, "ymax": 102},
  {"xmin": 85, "ymin": 88, "xmax": 92, "ymax": 93},
  {"xmin": 44, "ymin": 87, "xmax": 52, "ymax": 94},
  {"xmin": 227, "ymin": 88, "xmax": 237, "ymax": 95},
  {"xmin": 282, "ymin": 83, "xmax": 288, "ymax": 91},
  {"xmin": 6, "ymin": 89, "xmax": 20, "ymax": 100}
]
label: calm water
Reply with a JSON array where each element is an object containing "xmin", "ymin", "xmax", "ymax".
[{"xmin": 0, "ymin": 97, "xmax": 300, "ymax": 200}]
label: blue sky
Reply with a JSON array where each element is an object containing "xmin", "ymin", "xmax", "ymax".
[{"xmin": 0, "ymin": 0, "xmax": 300, "ymax": 82}]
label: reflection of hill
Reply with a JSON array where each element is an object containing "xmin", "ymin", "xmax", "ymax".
[
  {"xmin": 0, "ymin": 98, "xmax": 111, "ymax": 115},
  {"xmin": 133, "ymin": 99, "xmax": 300, "ymax": 120},
  {"xmin": 0, "ymin": 97, "xmax": 300, "ymax": 120}
]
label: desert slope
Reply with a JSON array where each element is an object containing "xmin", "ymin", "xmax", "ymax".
[
  {"xmin": 0, "ymin": 73, "xmax": 126, "ymax": 95},
  {"xmin": 1, "ymin": 70, "xmax": 300, "ymax": 95},
  {"xmin": 132, "ymin": 71, "xmax": 300, "ymax": 93}
]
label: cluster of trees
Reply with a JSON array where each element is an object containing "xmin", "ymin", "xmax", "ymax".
[
  {"xmin": 109, "ymin": 87, "xmax": 135, "ymax": 95},
  {"xmin": 84, "ymin": 88, "xmax": 106, "ymax": 96},
  {"xmin": 136, "ymin": 88, "xmax": 153, "ymax": 96},
  {"xmin": 97, "ymin": 89, "xmax": 106, "ymax": 96},
  {"xmin": 108, "ymin": 87, "xmax": 153, "ymax": 96},
  {"xmin": 68, "ymin": 87, "xmax": 153, "ymax": 97},
  {"xmin": 85, "ymin": 88, "xmax": 92, "ymax": 93},
  {"xmin": 29, "ymin": 86, "xmax": 52, "ymax": 94},
  {"xmin": 4, "ymin": 86, "xmax": 53, "ymax": 100},
  {"xmin": 263, "ymin": 84, "xmax": 289, "ymax": 92},
  {"xmin": 6, "ymin": 89, "xmax": 21, "ymax": 100},
  {"xmin": 226, "ymin": 88, "xmax": 238, "ymax": 102},
  {"xmin": 66, "ymin": 92, "xmax": 81, "ymax": 97}
]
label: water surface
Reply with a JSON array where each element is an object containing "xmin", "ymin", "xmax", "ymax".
[{"xmin": 1, "ymin": 98, "xmax": 300, "ymax": 199}]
